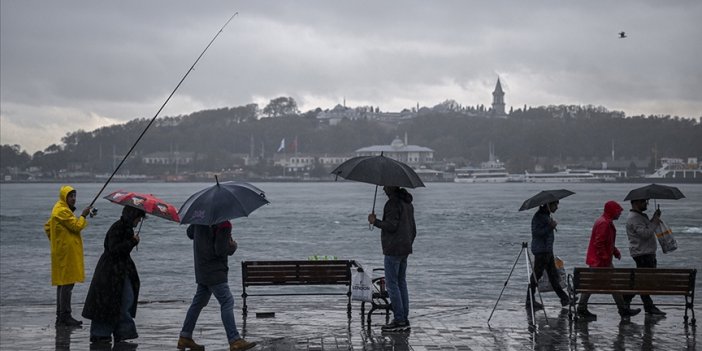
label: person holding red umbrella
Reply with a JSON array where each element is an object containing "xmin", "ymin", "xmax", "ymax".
[{"xmin": 82, "ymin": 205, "xmax": 145, "ymax": 345}]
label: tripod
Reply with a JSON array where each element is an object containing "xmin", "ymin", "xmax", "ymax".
[{"xmin": 487, "ymin": 242, "xmax": 548, "ymax": 327}]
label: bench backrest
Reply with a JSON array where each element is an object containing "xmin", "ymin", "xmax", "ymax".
[
  {"xmin": 242, "ymin": 260, "xmax": 353, "ymax": 286},
  {"xmin": 572, "ymin": 268, "xmax": 696, "ymax": 295}
]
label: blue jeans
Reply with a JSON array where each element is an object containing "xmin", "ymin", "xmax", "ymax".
[
  {"xmin": 384, "ymin": 255, "xmax": 409, "ymax": 323},
  {"xmin": 91, "ymin": 277, "xmax": 137, "ymax": 340},
  {"xmin": 180, "ymin": 282, "xmax": 241, "ymax": 343}
]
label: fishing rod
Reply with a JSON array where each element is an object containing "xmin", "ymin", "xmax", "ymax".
[{"xmin": 87, "ymin": 12, "xmax": 238, "ymax": 211}]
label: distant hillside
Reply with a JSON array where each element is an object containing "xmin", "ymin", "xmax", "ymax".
[{"xmin": 2, "ymin": 101, "xmax": 701, "ymax": 175}]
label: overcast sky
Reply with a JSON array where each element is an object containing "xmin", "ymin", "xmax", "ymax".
[{"xmin": 2, "ymin": 1, "xmax": 701, "ymax": 153}]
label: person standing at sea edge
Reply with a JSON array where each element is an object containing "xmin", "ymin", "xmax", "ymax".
[
  {"xmin": 368, "ymin": 186, "xmax": 417, "ymax": 332},
  {"xmin": 526, "ymin": 201, "xmax": 571, "ymax": 309},
  {"xmin": 44, "ymin": 185, "xmax": 92, "ymax": 327}
]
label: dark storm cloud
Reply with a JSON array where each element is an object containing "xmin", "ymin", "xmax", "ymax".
[{"xmin": 1, "ymin": 0, "xmax": 701, "ymax": 152}]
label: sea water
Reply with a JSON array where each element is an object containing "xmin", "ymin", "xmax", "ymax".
[{"xmin": 1, "ymin": 182, "xmax": 700, "ymax": 309}]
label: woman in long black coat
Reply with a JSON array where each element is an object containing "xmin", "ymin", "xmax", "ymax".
[{"xmin": 82, "ymin": 206, "xmax": 145, "ymax": 344}]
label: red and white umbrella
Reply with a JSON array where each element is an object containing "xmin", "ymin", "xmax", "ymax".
[{"xmin": 104, "ymin": 190, "xmax": 180, "ymax": 223}]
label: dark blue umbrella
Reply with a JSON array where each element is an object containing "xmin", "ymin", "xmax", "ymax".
[{"xmin": 178, "ymin": 178, "xmax": 269, "ymax": 225}]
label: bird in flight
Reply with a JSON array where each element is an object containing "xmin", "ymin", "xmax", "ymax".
[{"xmin": 619, "ymin": 31, "xmax": 627, "ymax": 38}]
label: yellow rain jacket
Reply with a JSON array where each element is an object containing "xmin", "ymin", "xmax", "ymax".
[{"xmin": 44, "ymin": 185, "xmax": 87, "ymax": 286}]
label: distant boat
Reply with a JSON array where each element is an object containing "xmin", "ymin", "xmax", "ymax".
[
  {"xmin": 454, "ymin": 143, "xmax": 509, "ymax": 183},
  {"xmin": 645, "ymin": 157, "xmax": 702, "ymax": 183},
  {"xmin": 517, "ymin": 169, "xmax": 604, "ymax": 183}
]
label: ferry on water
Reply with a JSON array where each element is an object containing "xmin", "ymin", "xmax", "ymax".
[
  {"xmin": 454, "ymin": 144, "xmax": 509, "ymax": 183},
  {"xmin": 644, "ymin": 157, "xmax": 702, "ymax": 183},
  {"xmin": 517, "ymin": 169, "xmax": 608, "ymax": 183}
]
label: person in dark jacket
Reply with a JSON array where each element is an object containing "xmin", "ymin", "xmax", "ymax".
[
  {"xmin": 526, "ymin": 201, "xmax": 571, "ymax": 309},
  {"xmin": 177, "ymin": 221, "xmax": 256, "ymax": 351},
  {"xmin": 368, "ymin": 186, "xmax": 416, "ymax": 332},
  {"xmin": 82, "ymin": 206, "xmax": 144, "ymax": 344}
]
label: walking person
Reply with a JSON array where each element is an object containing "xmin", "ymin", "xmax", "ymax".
[
  {"xmin": 82, "ymin": 206, "xmax": 145, "ymax": 345},
  {"xmin": 526, "ymin": 201, "xmax": 572, "ymax": 309},
  {"xmin": 44, "ymin": 185, "xmax": 92, "ymax": 327},
  {"xmin": 177, "ymin": 221, "xmax": 256, "ymax": 351},
  {"xmin": 368, "ymin": 186, "xmax": 417, "ymax": 332},
  {"xmin": 624, "ymin": 198, "xmax": 666, "ymax": 315},
  {"xmin": 576, "ymin": 201, "xmax": 641, "ymax": 319}
]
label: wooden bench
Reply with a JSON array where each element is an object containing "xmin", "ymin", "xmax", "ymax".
[
  {"xmin": 241, "ymin": 260, "xmax": 355, "ymax": 318},
  {"xmin": 568, "ymin": 267, "xmax": 696, "ymax": 325}
]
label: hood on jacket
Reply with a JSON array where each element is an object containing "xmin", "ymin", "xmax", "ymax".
[
  {"xmin": 395, "ymin": 187, "xmax": 413, "ymax": 204},
  {"xmin": 59, "ymin": 185, "xmax": 75, "ymax": 202},
  {"xmin": 59, "ymin": 185, "xmax": 76, "ymax": 211},
  {"xmin": 121, "ymin": 205, "xmax": 146, "ymax": 225},
  {"xmin": 603, "ymin": 200, "xmax": 623, "ymax": 219}
]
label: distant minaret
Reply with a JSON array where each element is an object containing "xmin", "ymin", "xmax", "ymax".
[{"xmin": 491, "ymin": 77, "xmax": 506, "ymax": 117}]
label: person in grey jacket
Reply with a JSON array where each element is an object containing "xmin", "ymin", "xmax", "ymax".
[
  {"xmin": 623, "ymin": 198, "xmax": 666, "ymax": 316},
  {"xmin": 177, "ymin": 221, "xmax": 256, "ymax": 351},
  {"xmin": 368, "ymin": 186, "xmax": 416, "ymax": 332},
  {"xmin": 526, "ymin": 201, "xmax": 571, "ymax": 310}
]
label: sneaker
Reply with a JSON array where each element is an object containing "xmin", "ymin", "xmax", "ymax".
[
  {"xmin": 177, "ymin": 336, "xmax": 205, "ymax": 351},
  {"xmin": 619, "ymin": 308, "xmax": 642, "ymax": 318},
  {"xmin": 577, "ymin": 309, "xmax": 597, "ymax": 318},
  {"xmin": 381, "ymin": 320, "xmax": 410, "ymax": 332},
  {"xmin": 646, "ymin": 306, "xmax": 666, "ymax": 316},
  {"xmin": 229, "ymin": 338, "xmax": 257, "ymax": 351}
]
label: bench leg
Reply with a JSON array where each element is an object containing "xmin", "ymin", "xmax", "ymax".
[{"xmin": 241, "ymin": 293, "xmax": 248, "ymax": 316}]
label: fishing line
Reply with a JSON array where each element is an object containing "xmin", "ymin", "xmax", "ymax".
[{"xmin": 87, "ymin": 12, "xmax": 238, "ymax": 210}]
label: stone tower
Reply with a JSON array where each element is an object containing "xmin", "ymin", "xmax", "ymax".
[{"xmin": 491, "ymin": 78, "xmax": 506, "ymax": 117}]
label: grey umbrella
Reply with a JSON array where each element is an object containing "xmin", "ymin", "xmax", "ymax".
[
  {"xmin": 331, "ymin": 153, "xmax": 424, "ymax": 215},
  {"xmin": 518, "ymin": 189, "xmax": 575, "ymax": 211},
  {"xmin": 623, "ymin": 183, "xmax": 685, "ymax": 201},
  {"xmin": 178, "ymin": 177, "xmax": 269, "ymax": 225}
]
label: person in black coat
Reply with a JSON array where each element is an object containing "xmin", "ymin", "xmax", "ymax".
[{"xmin": 82, "ymin": 206, "xmax": 144, "ymax": 344}]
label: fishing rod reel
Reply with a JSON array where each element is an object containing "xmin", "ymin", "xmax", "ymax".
[{"xmin": 89, "ymin": 207, "xmax": 98, "ymax": 217}]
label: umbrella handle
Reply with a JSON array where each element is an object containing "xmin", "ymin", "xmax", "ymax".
[
  {"xmin": 369, "ymin": 185, "xmax": 378, "ymax": 231},
  {"xmin": 135, "ymin": 219, "xmax": 144, "ymax": 252}
]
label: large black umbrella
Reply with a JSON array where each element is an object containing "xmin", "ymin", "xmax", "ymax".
[
  {"xmin": 331, "ymin": 154, "xmax": 425, "ymax": 214},
  {"xmin": 623, "ymin": 183, "xmax": 685, "ymax": 201},
  {"xmin": 178, "ymin": 177, "xmax": 269, "ymax": 225},
  {"xmin": 518, "ymin": 189, "xmax": 575, "ymax": 211}
]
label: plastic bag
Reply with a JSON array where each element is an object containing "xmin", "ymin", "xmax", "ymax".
[
  {"xmin": 655, "ymin": 220, "xmax": 677, "ymax": 254},
  {"xmin": 537, "ymin": 256, "xmax": 567, "ymax": 292},
  {"xmin": 351, "ymin": 269, "xmax": 373, "ymax": 302}
]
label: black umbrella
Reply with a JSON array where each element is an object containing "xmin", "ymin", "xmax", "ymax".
[
  {"xmin": 623, "ymin": 183, "xmax": 685, "ymax": 201},
  {"xmin": 518, "ymin": 189, "xmax": 575, "ymax": 211},
  {"xmin": 178, "ymin": 177, "xmax": 269, "ymax": 225},
  {"xmin": 331, "ymin": 153, "xmax": 425, "ymax": 214}
]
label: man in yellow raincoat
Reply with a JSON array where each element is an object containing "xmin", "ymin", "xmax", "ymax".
[{"xmin": 44, "ymin": 185, "xmax": 92, "ymax": 327}]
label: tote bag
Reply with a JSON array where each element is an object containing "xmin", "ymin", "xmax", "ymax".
[
  {"xmin": 351, "ymin": 270, "xmax": 373, "ymax": 302},
  {"xmin": 655, "ymin": 220, "xmax": 677, "ymax": 254}
]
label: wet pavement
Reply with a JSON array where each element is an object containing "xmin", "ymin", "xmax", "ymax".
[{"xmin": 0, "ymin": 296, "xmax": 697, "ymax": 350}]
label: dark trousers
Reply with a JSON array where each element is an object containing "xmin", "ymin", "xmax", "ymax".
[
  {"xmin": 624, "ymin": 254, "xmax": 656, "ymax": 310},
  {"xmin": 56, "ymin": 284, "xmax": 74, "ymax": 319},
  {"xmin": 528, "ymin": 252, "xmax": 569, "ymax": 303}
]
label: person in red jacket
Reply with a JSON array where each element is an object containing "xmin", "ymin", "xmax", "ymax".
[{"xmin": 577, "ymin": 201, "xmax": 641, "ymax": 319}]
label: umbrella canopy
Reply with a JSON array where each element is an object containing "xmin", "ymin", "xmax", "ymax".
[
  {"xmin": 178, "ymin": 180, "xmax": 269, "ymax": 225},
  {"xmin": 330, "ymin": 154, "xmax": 425, "ymax": 188},
  {"xmin": 519, "ymin": 189, "xmax": 575, "ymax": 211},
  {"xmin": 104, "ymin": 190, "xmax": 180, "ymax": 222},
  {"xmin": 623, "ymin": 183, "xmax": 685, "ymax": 201}
]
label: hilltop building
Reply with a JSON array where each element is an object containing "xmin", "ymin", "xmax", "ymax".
[
  {"xmin": 355, "ymin": 134, "xmax": 433, "ymax": 167},
  {"xmin": 491, "ymin": 78, "xmax": 507, "ymax": 118}
]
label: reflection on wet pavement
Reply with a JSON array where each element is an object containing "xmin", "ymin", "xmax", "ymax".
[{"xmin": 1, "ymin": 298, "xmax": 697, "ymax": 350}]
